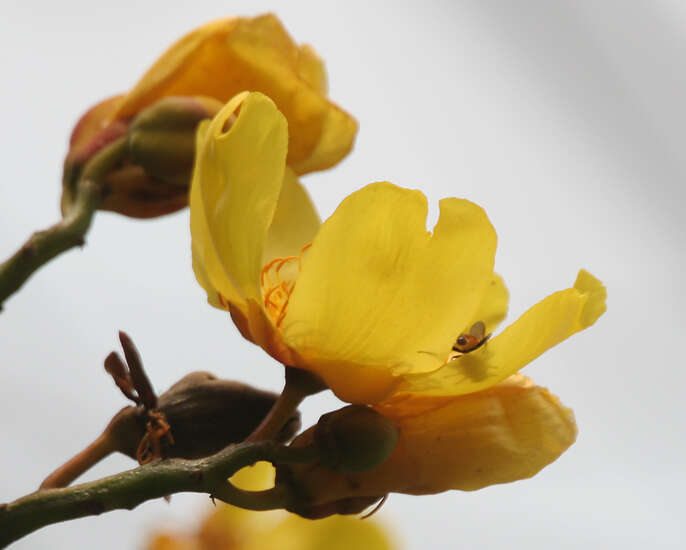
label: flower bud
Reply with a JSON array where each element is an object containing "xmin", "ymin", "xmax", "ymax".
[
  {"xmin": 127, "ymin": 96, "xmax": 223, "ymax": 187},
  {"xmin": 274, "ymin": 406, "xmax": 396, "ymax": 519},
  {"xmin": 62, "ymin": 96, "xmax": 221, "ymax": 219},
  {"xmin": 313, "ymin": 405, "xmax": 399, "ymax": 473},
  {"xmin": 61, "ymin": 14, "xmax": 357, "ymax": 219}
]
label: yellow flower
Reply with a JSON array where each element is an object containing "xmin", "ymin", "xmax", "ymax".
[
  {"xmin": 191, "ymin": 92, "xmax": 606, "ymax": 407},
  {"xmin": 64, "ymin": 14, "xmax": 356, "ymax": 218},
  {"xmin": 145, "ymin": 462, "xmax": 395, "ymax": 550}
]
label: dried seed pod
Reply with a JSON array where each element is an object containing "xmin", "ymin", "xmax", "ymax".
[
  {"xmin": 154, "ymin": 372, "xmax": 300, "ymax": 459},
  {"xmin": 41, "ymin": 371, "xmax": 300, "ymax": 489}
]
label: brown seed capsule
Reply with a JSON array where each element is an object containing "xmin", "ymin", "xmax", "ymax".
[
  {"xmin": 153, "ymin": 372, "xmax": 300, "ymax": 459},
  {"xmin": 40, "ymin": 372, "xmax": 299, "ymax": 489}
]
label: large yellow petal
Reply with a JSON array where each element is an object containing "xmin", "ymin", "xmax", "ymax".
[
  {"xmin": 297, "ymin": 45, "xmax": 328, "ymax": 95},
  {"xmin": 113, "ymin": 18, "xmax": 238, "ymax": 118},
  {"xmin": 398, "ymin": 269, "xmax": 606, "ymax": 396},
  {"xmin": 112, "ymin": 14, "xmax": 356, "ymax": 175},
  {"xmin": 281, "ymin": 182, "xmax": 497, "ymax": 402},
  {"xmin": 190, "ymin": 118, "xmax": 241, "ymax": 311},
  {"xmin": 194, "ymin": 92, "xmax": 287, "ymax": 303}
]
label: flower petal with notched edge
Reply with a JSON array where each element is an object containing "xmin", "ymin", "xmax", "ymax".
[{"xmin": 280, "ymin": 183, "xmax": 497, "ymax": 402}]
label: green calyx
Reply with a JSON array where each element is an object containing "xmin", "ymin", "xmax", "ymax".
[
  {"xmin": 127, "ymin": 96, "xmax": 223, "ymax": 186},
  {"xmin": 313, "ymin": 405, "xmax": 399, "ymax": 473}
]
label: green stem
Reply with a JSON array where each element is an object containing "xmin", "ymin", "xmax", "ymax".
[
  {"xmin": 0, "ymin": 441, "xmax": 317, "ymax": 548},
  {"xmin": 246, "ymin": 367, "xmax": 327, "ymax": 442},
  {"xmin": 0, "ymin": 138, "xmax": 127, "ymax": 310}
]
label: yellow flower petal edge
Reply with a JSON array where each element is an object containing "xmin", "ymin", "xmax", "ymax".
[
  {"xmin": 280, "ymin": 182, "xmax": 497, "ymax": 398},
  {"xmin": 297, "ymin": 45, "xmax": 328, "ymax": 95},
  {"xmin": 397, "ymin": 269, "xmax": 606, "ymax": 397},
  {"xmin": 112, "ymin": 14, "xmax": 357, "ymax": 174},
  {"xmin": 190, "ymin": 118, "xmax": 242, "ymax": 310}
]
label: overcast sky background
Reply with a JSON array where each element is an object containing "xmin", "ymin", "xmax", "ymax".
[{"xmin": 1, "ymin": 1, "xmax": 685, "ymax": 549}]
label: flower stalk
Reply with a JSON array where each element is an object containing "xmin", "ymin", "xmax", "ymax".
[
  {"xmin": 0, "ymin": 137, "xmax": 127, "ymax": 310},
  {"xmin": 246, "ymin": 367, "xmax": 326, "ymax": 442},
  {"xmin": 0, "ymin": 441, "xmax": 318, "ymax": 549}
]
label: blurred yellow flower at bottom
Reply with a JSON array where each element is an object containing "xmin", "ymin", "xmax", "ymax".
[{"xmin": 145, "ymin": 462, "xmax": 395, "ymax": 550}]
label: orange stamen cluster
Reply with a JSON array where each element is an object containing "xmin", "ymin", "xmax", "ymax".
[{"xmin": 260, "ymin": 243, "xmax": 312, "ymax": 327}]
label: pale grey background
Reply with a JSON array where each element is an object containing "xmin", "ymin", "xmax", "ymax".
[{"xmin": 1, "ymin": 1, "xmax": 685, "ymax": 548}]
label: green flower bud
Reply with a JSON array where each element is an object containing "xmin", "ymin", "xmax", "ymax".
[
  {"xmin": 127, "ymin": 96, "xmax": 223, "ymax": 187},
  {"xmin": 314, "ymin": 405, "xmax": 399, "ymax": 473},
  {"xmin": 62, "ymin": 95, "xmax": 222, "ymax": 219}
]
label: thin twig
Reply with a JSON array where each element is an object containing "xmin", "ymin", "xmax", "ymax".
[
  {"xmin": 0, "ymin": 138, "xmax": 127, "ymax": 310},
  {"xmin": 0, "ymin": 441, "xmax": 317, "ymax": 548}
]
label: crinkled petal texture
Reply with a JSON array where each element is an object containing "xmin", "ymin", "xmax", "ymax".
[
  {"xmin": 112, "ymin": 14, "xmax": 357, "ymax": 174},
  {"xmin": 287, "ymin": 375, "xmax": 576, "ymax": 501},
  {"xmin": 373, "ymin": 374, "xmax": 578, "ymax": 493},
  {"xmin": 283, "ymin": 182, "xmax": 497, "ymax": 403},
  {"xmin": 396, "ymin": 269, "xmax": 607, "ymax": 397}
]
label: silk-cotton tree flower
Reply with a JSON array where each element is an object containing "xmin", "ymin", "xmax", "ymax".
[
  {"xmin": 191, "ymin": 91, "xmax": 606, "ymax": 408},
  {"xmin": 63, "ymin": 13, "xmax": 356, "ymax": 218}
]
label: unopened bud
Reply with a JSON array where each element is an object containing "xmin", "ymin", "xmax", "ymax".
[
  {"xmin": 127, "ymin": 96, "xmax": 223, "ymax": 187},
  {"xmin": 62, "ymin": 95, "xmax": 221, "ymax": 219},
  {"xmin": 274, "ymin": 406, "xmax": 398, "ymax": 519},
  {"xmin": 314, "ymin": 405, "xmax": 398, "ymax": 473}
]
